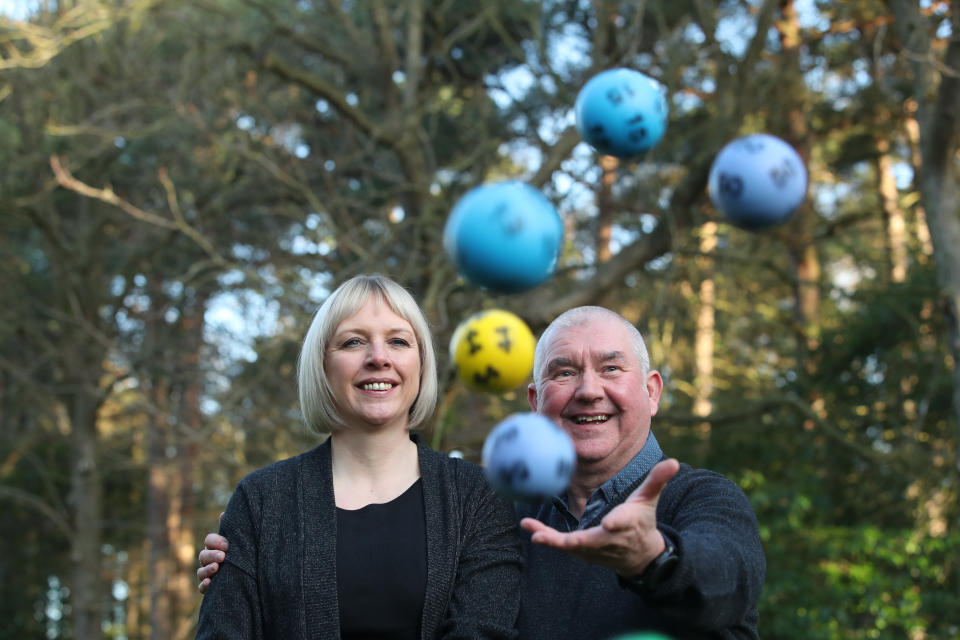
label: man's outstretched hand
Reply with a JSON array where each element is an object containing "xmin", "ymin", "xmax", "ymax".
[
  {"xmin": 520, "ymin": 458, "xmax": 680, "ymax": 578},
  {"xmin": 197, "ymin": 513, "xmax": 227, "ymax": 594}
]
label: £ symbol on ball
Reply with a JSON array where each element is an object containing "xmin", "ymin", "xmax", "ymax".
[{"xmin": 449, "ymin": 310, "xmax": 535, "ymax": 393}]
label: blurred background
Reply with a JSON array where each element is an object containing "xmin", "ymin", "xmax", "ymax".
[{"xmin": 2, "ymin": 0, "xmax": 959, "ymax": 638}]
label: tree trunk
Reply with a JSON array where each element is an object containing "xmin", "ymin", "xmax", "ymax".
[
  {"xmin": 694, "ymin": 221, "xmax": 717, "ymax": 419},
  {"xmin": 70, "ymin": 396, "xmax": 103, "ymax": 640},
  {"xmin": 596, "ymin": 155, "xmax": 618, "ymax": 263},
  {"xmin": 903, "ymin": 100, "xmax": 935, "ymax": 259},
  {"xmin": 148, "ymin": 380, "xmax": 173, "ymax": 640},
  {"xmin": 887, "ymin": 0, "xmax": 960, "ymax": 541},
  {"xmin": 875, "ymin": 138, "xmax": 908, "ymax": 283},
  {"xmin": 777, "ymin": 0, "xmax": 822, "ymax": 356}
]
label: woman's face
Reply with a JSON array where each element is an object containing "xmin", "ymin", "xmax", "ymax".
[{"xmin": 325, "ymin": 296, "xmax": 422, "ymax": 431}]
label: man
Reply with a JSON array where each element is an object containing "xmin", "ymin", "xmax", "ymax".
[{"xmin": 198, "ymin": 306, "xmax": 765, "ymax": 638}]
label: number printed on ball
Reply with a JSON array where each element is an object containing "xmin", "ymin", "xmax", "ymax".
[
  {"xmin": 449, "ymin": 309, "xmax": 536, "ymax": 394},
  {"xmin": 443, "ymin": 181, "xmax": 562, "ymax": 293},
  {"xmin": 707, "ymin": 133, "xmax": 808, "ymax": 231},
  {"xmin": 481, "ymin": 413, "xmax": 576, "ymax": 500},
  {"xmin": 574, "ymin": 68, "xmax": 669, "ymax": 158}
]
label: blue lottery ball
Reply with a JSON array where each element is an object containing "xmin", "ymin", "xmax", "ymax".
[
  {"xmin": 481, "ymin": 412, "xmax": 576, "ymax": 500},
  {"xmin": 443, "ymin": 181, "xmax": 563, "ymax": 293},
  {"xmin": 574, "ymin": 68, "xmax": 669, "ymax": 158},
  {"xmin": 708, "ymin": 133, "xmax": 808, "ymax": 231}
]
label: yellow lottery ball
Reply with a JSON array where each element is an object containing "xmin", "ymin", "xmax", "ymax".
[{"xmin": 450, "ymin": 309, "xmax": 536, "ymax": 393}]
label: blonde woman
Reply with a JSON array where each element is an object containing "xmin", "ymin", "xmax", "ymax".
[{"xmin": 196, "ymin": 274, "xmax": 522, "ymax": 639}]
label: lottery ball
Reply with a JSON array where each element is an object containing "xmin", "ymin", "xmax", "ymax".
[
  {"xmin": 574, "ymin": 68, "xmax": 669, "ymax": 158},
  {"xmin": 707, "ymin": 133, "xmax": 808, "ymax": 230},
  {"xmin": 449, "ymin": 309, "xmax": 536, "ymax": 393},
  {"xmin": 443, "ymin": 181, "xmax": 563, "ymax": 293},
  {"xmin": 482, "ymin": 412, "xmax": 576, "ymax": 500}
]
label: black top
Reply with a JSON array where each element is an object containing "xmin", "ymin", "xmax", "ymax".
[
  {"xmin": 196, "ymin": 435, "xmax": 523, "ymax": 639},
  {"xmin": 336, "ymin": 479, "xmax": 427, "ymax": 640}
]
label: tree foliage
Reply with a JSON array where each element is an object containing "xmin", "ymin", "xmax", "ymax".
[{"xmin": 1, "ymin": 0, "xmax": 958, "ymax": 638}]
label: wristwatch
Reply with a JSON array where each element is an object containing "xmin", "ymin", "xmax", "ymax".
[{"xmin": 620, "ymin": 534, "xmax": 679, "ymax": 594}]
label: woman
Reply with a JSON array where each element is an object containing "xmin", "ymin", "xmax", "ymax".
[{"xmin": 196, "ymin": 274, "xmax": 522, "ymax": 639}]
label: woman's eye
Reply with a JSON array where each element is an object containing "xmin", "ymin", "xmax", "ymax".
[
  {"xmin": 342, "ymin": 338, "xmax": 362, "ymax": 348},
  {"xmin": 389, "ymin": 338, "xmax": 412, "ymax": 347}
]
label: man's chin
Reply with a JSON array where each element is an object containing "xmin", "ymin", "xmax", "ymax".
[{"xmin": 572, "ymin": 441, "xmax": 613, "ymax": 464}]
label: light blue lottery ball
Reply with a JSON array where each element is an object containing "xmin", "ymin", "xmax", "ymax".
[
  {"xmin": 482, "ymin": 412, "xmax": 576, "ymax": 500},
  {"xmin": 443, "ymin": 181, "xmax": 563, "ymax": 293},
  {"xmin": 707, "ymin": 133, "xmax": 809, "ymax": 231},
  {"xmin": 574, "ymin": 68, "xmax": 669, "ymax": 158}
]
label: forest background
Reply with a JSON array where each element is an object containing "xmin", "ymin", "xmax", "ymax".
[{"xmin": 2, "ymin": 0, "xmax": 960, "ymax": 638}]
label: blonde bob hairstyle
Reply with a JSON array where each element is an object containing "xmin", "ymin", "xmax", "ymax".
[{"xmin": 297, "ymin": 274, "xmax": 438, "ymax": 435}]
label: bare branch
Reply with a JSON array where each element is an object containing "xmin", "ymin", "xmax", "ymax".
[
  {"xmin": 0, "ymin": 485, "xmax": 72, "ymax": 540},
  {"xmin": 50, "ymin": 156, "xmax": 233, "ymax": 272},
  {"xmin": 49, "ymin": 156, "xmax": 178, "ymax": 230},
  {"xmin": 261, "ymin": 51, "xmax": 395, "ymax": 146},
  {"xmin": 0, "ymin": 1, "xmax": 159, "ymax": 70}
]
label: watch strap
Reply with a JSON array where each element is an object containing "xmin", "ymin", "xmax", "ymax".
[{"xmin": 618, "ymin": 534, "xmax": 678, "ymax": 594}]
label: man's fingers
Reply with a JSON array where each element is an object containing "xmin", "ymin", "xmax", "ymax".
[
  {"xmin": 197, "ymin": 562, "xmax": 218, "ymax": 582},
  {"xmin": 628, "ymin": 458, "xmax": 680, "ymax": 503},
  {"xmin": 520, "ymin": 517, "xmax": 556, "ymax": 535},
  {"xmin": 600, "ymin": 459, "xmax": 680, "ymax": 533},
  {"xmin": 203, "ymin": 533, "xmax": 229, "ymax": 552},
  {"xmin": 522, "ymin": 519, "xmax": 608, "ymax": 550},
  {"xmin": 197, "ymin": 517, "xmax": 227, "ymax": 594},
  {"xmin": 521, "ymin": 518, "xmax": 577, "ymax": 547},
  {"xmin": 199, "ymin": 548, "xmax": 225, "ymax": 566},
  {"xmin": 601, "ymin": 505, "xmax": 639, "ymax": 532},
  {"xmin": 520, "ymin": 518, "xmax": 568, "ymax": 546}
]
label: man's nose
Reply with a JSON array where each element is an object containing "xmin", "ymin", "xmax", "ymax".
[{"xmin": 574, "ymin": 369, "xmax": 603, "ymax": 401}]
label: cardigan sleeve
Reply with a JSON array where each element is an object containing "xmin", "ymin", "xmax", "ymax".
[
  {"xmin": 439, "ymin": 465, "xmax": 524, "ymax": 639},
  {"xmin": 623, "ymin": 466, "xmax": 765, "ymax": 633},
  {"xmin": 196, "ymin": 479, "xmax": 265, "ymax": 640}
]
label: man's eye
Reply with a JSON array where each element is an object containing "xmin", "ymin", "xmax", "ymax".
[{"xmin": 555, "ymin": 370, "xmax": 575, "ymax": 378}]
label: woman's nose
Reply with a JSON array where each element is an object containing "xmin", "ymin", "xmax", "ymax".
[{"xmin": 365, "ymin": 341, "xmax": 391, "ymax": 368}]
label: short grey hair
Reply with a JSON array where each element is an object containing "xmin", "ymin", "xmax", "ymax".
[
  {"xmin": 297, "ymin": 274, "xmax": 438, "ymax": 435},
  {"xmin": 532, "ymin": 306, "xmax": 651, "ymax": 390}
]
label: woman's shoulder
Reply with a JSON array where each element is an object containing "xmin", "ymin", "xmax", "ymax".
[
  {"xmin": 237, "ymin": 441, "xmax": 329, "ymax": 492},
  {"xmin": 416, "ymin": 438, "xmax": 483, "ymax": 478}
]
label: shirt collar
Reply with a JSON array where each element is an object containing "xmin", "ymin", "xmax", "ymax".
[{"xmin": 556, "ymin": 431, "xmax": 664, "ymax": 528}]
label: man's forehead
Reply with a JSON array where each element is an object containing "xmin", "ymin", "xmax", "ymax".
[
  {"xmin": 545, "ymin": 320, "xmax": 630, "ymax": 355},
  {"xmin": 544, "ymin": 339, "xmax": 630, "ymax": 366}
]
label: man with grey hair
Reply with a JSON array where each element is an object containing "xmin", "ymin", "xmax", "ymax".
[
  {"xmin": 517, "ymin": 305, "xmax": 765, "ymax": 639},
  {"xmin": 198, "ymin": 304, "xmax": 765, "ymax": 638}
]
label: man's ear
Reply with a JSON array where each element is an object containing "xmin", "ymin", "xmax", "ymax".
[
  {"xmin": 646, "ymin": 371, "xmax": 664, "ymax": 415},
  {"xmin": 527, "ymin": 383, "xmax": 538, "ymax": 412}
]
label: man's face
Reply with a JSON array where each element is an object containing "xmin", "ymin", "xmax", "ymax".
[{"xmin": 528, "ymin": 315, "xmax": 663, "ymax": 482}]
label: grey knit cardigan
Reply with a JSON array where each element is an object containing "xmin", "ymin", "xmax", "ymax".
[{"xmin": 196, "ymin": 435, "xmax": 523, "ymax": 639}]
